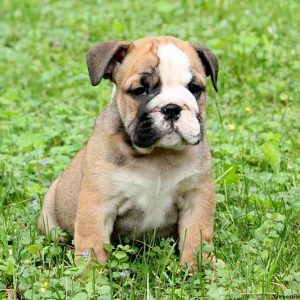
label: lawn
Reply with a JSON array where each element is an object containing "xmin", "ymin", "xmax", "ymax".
[{"xmin": 0, "ymin": 0, "xmax": 300, "ymax": 299}]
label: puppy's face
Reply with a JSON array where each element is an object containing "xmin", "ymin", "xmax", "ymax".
[{"xmin": 87, "ymin": 37, "xmax": 218, "ymax": 153}]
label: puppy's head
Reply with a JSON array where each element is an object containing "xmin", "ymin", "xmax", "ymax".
[{"xmin": 87, "ymin": 36, "xmax": 218, "ymax": 154}]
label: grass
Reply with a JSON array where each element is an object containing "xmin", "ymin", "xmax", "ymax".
[{"xmin": 0, "ymin": 0, "xmax": 300, "ymax": 299}]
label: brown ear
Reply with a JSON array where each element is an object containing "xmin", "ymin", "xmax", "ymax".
[
  {"xmin": 190, "ymin": 42, "xmax": 219, "ymax": 92},
  {"xmin": 86, "ymin": 41, "xmax": 131, "ymax": 86}
]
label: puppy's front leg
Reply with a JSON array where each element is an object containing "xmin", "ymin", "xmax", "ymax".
[
  {"xmin": 74, "ymin": 181, "xmax": 114, "ymax": 264},
  {"xmin": 178, "ymin": 179, "xmax": 216, "ymax": 268}
]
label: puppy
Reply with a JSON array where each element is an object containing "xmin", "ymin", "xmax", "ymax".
[{"xmin": 38, "ymin": 36, "xmax": 219, "ymax": 268}]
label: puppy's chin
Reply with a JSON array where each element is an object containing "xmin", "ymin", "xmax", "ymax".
[
  {"xmin": 133, "ymin": 135, "xmax": 183, "ymax": 154},
  {"xmin": 133, "ymin": 132, "xmax": 199, "ymax": 154},
  {"xmin": 155, "ymin": 133, "xmax": 185, "ymax": 150}
]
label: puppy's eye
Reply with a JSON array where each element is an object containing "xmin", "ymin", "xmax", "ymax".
[
  {"xmin": 188, "ymin": 82, "xmax": 203, "ymax": 97},
  {"xmin": 131, "ymin": 86, "xmax": 147, "ymax": 96}
]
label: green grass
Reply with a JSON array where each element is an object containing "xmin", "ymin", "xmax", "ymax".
[{"xmin": 1, "ymin": 0, "xmax": 300, "ymax": 299}]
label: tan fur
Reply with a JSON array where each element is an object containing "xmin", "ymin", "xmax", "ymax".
[{"xmin": 38, "ymin": 36, "xmax": 220, "ymax": 269}]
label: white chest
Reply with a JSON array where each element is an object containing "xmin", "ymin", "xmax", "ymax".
[{"xmin": 112, "ymin": 162, "xmax": 202, "ymax": 231}]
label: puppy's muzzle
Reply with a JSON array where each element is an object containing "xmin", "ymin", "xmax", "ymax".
[{"xmin": 161, "ymin": 103, "xmax": 181, "ymax": 121}]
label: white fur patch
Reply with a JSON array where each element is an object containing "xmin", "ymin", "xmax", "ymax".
[
  {"xmin": 157, "ymin": 44, "xmax": 192, "ymax": 86},
  {"xmin": 112, "ymin": 158, "xmax": 203, "ymax": 231}
]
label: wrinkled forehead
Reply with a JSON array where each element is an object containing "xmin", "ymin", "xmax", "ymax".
[{"xmin": 118, "ymin": 40, "xmax": 205, "ymax": 88}]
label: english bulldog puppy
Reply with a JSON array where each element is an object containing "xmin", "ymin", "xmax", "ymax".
[{"xmin": 38, "ymin": 36, "xmax": 220, "ymax": 268}]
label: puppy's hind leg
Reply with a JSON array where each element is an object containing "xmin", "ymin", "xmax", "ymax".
[{"xmin": 38, "ymin": 178, "xmax": 61, "ymax": 239}]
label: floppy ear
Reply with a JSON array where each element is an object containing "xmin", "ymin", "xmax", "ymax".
[
  {"xmin": 86, "ymin": 41, "xmax": 131, "ymax": 86},
  {"xmin": 190, "ymin": 43, "xmax": 219, "ymax": 92}
]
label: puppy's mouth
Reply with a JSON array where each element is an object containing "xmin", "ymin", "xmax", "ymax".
[{"xmin": 132, "ymin": 112, "xmax": 202, "ymax": 152}]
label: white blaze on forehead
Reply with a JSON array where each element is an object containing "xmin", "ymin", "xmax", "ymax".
[
  {"xmin": 157, "ymin": 43, "xmax": 192, "ymax": 86},
  {"xmin": 147, "ymin": 43, "xmax": 199, "ymax": 113}
]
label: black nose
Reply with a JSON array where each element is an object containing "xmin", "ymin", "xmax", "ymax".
[{"xmin": 161, "ymin": 104, "xmax": 181, "ymax": 121}]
